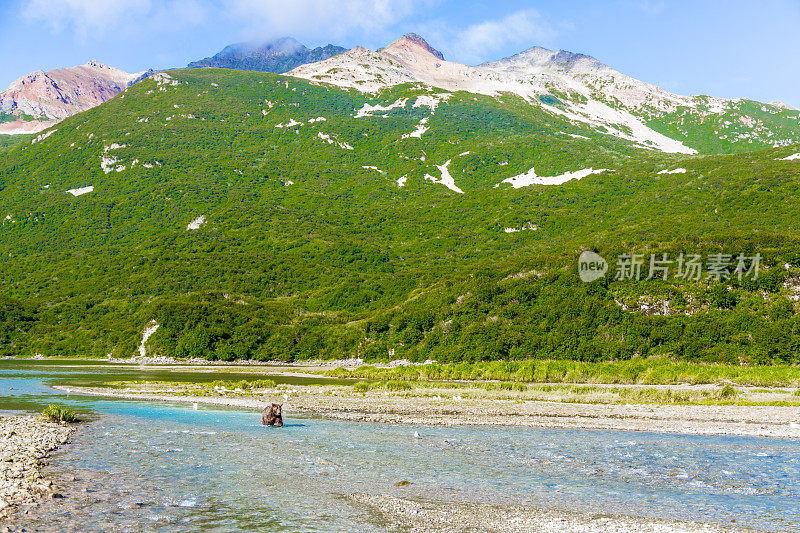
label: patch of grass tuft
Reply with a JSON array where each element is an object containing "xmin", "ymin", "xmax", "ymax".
[
  {"xmin": 353, "ymin": 381, "xmax": 370, "ymax": 393},
  {"xmin": 42, "ymin": 403, "xmax": 78, "ymax": 423}
]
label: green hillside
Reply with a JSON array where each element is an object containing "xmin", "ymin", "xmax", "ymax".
[
  {"xmin": 0, "ymin": 134, "xmax": 30, "ymax": 153},
  {"xmin": 1, "ymin": 68, "xmax": 800, "ymax": 363}
]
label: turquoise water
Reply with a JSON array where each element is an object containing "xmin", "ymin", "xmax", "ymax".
[{"xmin": 2, "ymin": 361, "xmax": 800, "ymax": 531}]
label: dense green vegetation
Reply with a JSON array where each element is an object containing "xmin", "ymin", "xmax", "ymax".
[
  {"xmin": 645, "ymin": 98, "xmax": 800, "ymax": 154},
  {"xmin": 42, "ymin": 403, "xmax": 78, "ymax": 423},
  {"xmin": 0, "ymin": 68, "xmax": 799, "ymax": 367},
  {"xmin": 0, "ymin": 134, "xmax": 30, "ymax": 153}
]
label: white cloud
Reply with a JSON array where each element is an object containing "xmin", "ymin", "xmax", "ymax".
[
  {"xmin": 221, "ymin": 0, "xmax": 430, "ymax": 40},
  {"xmin": 20, "ymin": 0, "xmax": 431, "ymax": 44},
  {"xmin": 447, "ymin": 9, "xmax": 560, "ymax": 64},
  {"xmin": 21, "ymin": 0, "xmax": 209, "ymax": 37},
  {"xmin": 22, "ymin": 0, "xmax": 149, "ymax": 32}
]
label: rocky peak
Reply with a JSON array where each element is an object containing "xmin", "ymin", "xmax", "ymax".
[
  {"xmin": 0, "ymin": 61, "xmax": 146, "ymax": 134},
  {"xmin": 187, "ymin": 37, "xmax": 346, "ymax": 73},
  {"xmin": 481, "ymin": 46, "xmax": 609, "ymax": 75},
  {"xmin": 382, "ymin": 33, "xmax": 445, "ymax": 62},
  {"xmin": 13, "ymin": 70, "xmax": 49, "ymax": 87},
  {"xmin": 85, "ymin": 60, "xmax": 113, "ymax": 70}
]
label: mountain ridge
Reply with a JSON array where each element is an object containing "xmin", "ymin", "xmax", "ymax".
[
  {"xmin": 289, "ymin": 33, "xmax": 799, "ymax": 154},
  {"xmin": 187, "ymin": 37, "xmax": 347, "ymax": 73},
  {"xmin": 0, "ymin": 61, "xmax": 149, "ymax": 135}
]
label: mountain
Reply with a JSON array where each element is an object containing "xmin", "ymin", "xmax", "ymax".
[
  {"xmin": 187, "ymin": 37, "xmax": 347, "ymax": 73},
  {"xmin": 290, "ymin": 34, "xmax": 800, "ymax": 154},
  {"xmin": 0, "ymin": 35, "xmax": 799, "ymax": 364},
  {"xmin": 0, "ymin": 61, "xmax": 149, "ymax": 135}
]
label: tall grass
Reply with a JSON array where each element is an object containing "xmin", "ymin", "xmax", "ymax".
[
  {"xmin": 210, "ymin": 379, "xmax": 276, "ymax": 390},
  {"xmin": 42, "ymin": 403, "xmax": 78, "ymax": 423},
  {"xmin": 325, "ymin": 359, "xmax": 800, "ymax": 387}
]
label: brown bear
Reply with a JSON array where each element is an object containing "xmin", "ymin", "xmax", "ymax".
[{"xmin": 261, "ymin": 403, "xmax": 283, "ymax": 427}]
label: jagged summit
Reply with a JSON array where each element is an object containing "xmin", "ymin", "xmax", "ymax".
[
  {"xmin": 187, "ymin": 37, "xmax": 347, "ymax": 74},
  {"xmin": 85, "ymin": 60, "xmax": 114, "ymax": 70},
  {"xmin": 214, "ymin": 37, "xmax": 306, "ymax": 60},
  {"xmin": 381, "ymin": 33, "xmax": 445, "ymax": 61},
  {"xmin": 480, "ymin": 46, "xmax": 609, "ymax": 75}
]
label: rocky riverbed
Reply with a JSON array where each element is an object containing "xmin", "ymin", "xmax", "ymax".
[
  {"xmin": 349, "ymin": 494, "xmax": 741, "ymax": 533},
  {"xmin": 0, "ymin": 416, "xmax": 75, "ymax": 521}
]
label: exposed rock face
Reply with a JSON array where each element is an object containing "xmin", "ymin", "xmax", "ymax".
[
  {"xmin": 0, "ymin": 61, "xmax": 149, "ymax": 135},
  {"xmin": 187, "ymin": 36, "xmax": 347, "ymax": 74},
  {"xmin": 380, "ymin": 33, "xmax": 445, "ymax": 61}
]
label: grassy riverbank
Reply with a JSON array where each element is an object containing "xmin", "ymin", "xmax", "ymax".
[
  {"xmin": 100, "ymin": 376, "xmax": 798, "ymax": 407},
  {"xmin": 59, "ymin": 370, "xmax": 800, "ymax": 438},
  {"xmin": 324, "ymin": 359, "xmax": 800, "ymax": 388}
]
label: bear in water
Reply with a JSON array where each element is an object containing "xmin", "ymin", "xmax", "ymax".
[{"xmin": 262, "ymin": 403, "xmax": 283, "ymax": 427}]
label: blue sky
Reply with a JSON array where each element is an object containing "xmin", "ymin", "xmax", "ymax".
[{"xmin": 2, "ymin": 0, "xmax": 799, "ymax": 106}]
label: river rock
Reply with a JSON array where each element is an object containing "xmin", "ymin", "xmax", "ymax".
[{"xmin": 0, "ymin": 416, "xmax": 75, "ymax": 520}]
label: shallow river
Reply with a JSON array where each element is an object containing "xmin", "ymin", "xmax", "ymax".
[{"xmin": 2, "ymin": 360, "xmax": 800, "ymax": 531}]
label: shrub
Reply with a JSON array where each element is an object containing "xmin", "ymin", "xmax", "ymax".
[
  {"xmin": 42, "ymin": 404, "xmax": 78, "ymax": 423},
  {"xmin": 384, "ymin": 380, "xmax": 412, "ymax": 391},
  {"xmin": 210, "ymin": 378, "xmax": 276, "ymax": 390},
  {"xmin": 250, "ymin": 379, "xmax": 277, "ymax": 389},
  {"xmin": 353, "ymin": 381, "xmax": 370, "ymax": 393}
]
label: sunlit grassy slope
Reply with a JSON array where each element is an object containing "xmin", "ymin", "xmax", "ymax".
[{"xmin": 1, "ymin": 68, "xmax": 799, "ymax": 363}]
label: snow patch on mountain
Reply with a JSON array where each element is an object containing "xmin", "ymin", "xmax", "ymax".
[
  {"xmin": 778, "ymin": 153, "xmax": 800, "ymax": 161},
  {"xmin": 540, "ymin": 99, "xmax": 697, "ymax": 154},
  {"xmin": 275, "ymin": 119, "xmax": 303, "ymax": 128},
  {"xmin": 317, "ymin": 131, "xmax": 353, "ymax": 150},
  {"xmin": 401, "ymin": 117, "xmax": 429, "ymax": 139},
  {"xmin": 504, "ymin": 223, "xmax": 538, "ymax": 233},
  {"xmin": 413, "ymin": 94, "xmax": 450, "ymax": 113},
  {"xmin": 101, "ymin": 155, "xmax": 119, "ymax": 173},
  {"xmin": 425, "ymin": 160, "xmax": 463, "ymax": 193},
  {"xmin": 498, "ymin": 167, "xmax": 612, "ymax": 188},
  {"xmin": 355, "ymin": 98, "xmax": 408, "ymax": 118},
  {"xmin": 31, "ymin": 130, "xmax": 56, "ymax": 144},
  {"xmin": 187, "ymin": 216, "xmax": 206, "ymax": 230},
  {"xmin": 66, "ymin": 186, "xmax": 94, "ymax": 196},
  {"xmin": 152, "ymin": 73, "xmax": 179, "ymax": 87},
  {"xmin": 658, "ymin": 168, "xmax": 688, "ymax": 174},
  {"xmin": 362, "ymin": 166, "xmax": 385, "ymax": 174}
]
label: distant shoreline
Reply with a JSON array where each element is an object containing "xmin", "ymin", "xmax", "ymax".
[{"xmin": 55, "ymin": 382, "xmax": 800, "ymax": 439}]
